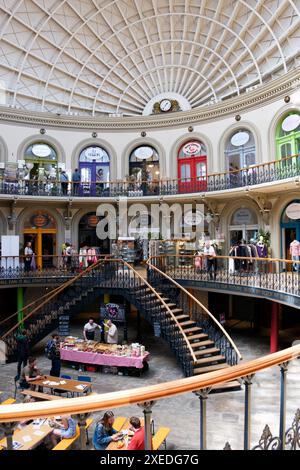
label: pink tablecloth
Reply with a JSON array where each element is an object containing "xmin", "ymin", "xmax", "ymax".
[{"xmin": 60, "ymin": 348, "xmax": 150, "ymax": 369}]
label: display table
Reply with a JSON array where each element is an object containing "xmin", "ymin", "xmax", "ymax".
[{"xmin": 60, "ymin": 348, "xmax": 150, "ymax": 369}]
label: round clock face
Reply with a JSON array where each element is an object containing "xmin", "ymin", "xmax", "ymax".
[{"xmin": 160, "ymin": 99, "xmax": 172, "ymax": 112}]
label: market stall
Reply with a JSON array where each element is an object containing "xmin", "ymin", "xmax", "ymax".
[{"xmin": 60, "ymin": 338, "xmax": 150, "ymax": 374}]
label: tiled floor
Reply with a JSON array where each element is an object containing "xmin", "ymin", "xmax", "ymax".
[{"xmin": 0, "ymin": 318, "xmax": 299, "ymax": 450}]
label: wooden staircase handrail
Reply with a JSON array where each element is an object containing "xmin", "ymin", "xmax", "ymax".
[
  {"xmin": 0, "ymin": 345, "xmax": 299, "ymax": 423},
  {"xmin": 147, "ymin": 257, "xmax": 242, "ymax": 361}
]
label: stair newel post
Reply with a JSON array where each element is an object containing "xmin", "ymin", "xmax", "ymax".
[
  {"xmin": 279, "ymin": 361, "xmax": 289, "ymax": 450},
  {"xmin": 194, "ymin": 387, "xmax": 211, "ymax": 450},
  {"xmin": 137, "ymin": 401, "xmax": 156, "ymax": 450},
  {"xmin": 242, "ymin": 374, "xmax": 254, "ymax": 450},
  {"xmin": 0, "ymin": 422, "xmax": 18, "ymax": 450},
  {"xmin": 75, "ymin": 412, "xmax": 90, "ymax": 450}
]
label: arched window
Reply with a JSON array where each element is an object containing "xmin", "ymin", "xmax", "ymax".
[
  {"xmin": 177, "ymin": 140, "xmax": 207, "ymax": 192},
  {"xmin": 276, "ymin": 112, "xmax": 300, "ymax": 160},
  {"xmin": 129, "ymin": 146, "xmax": 159, "ymax": 183},
  {"xmin": 24, "ymin": 142, "xmax": 58, "ymax": 181},
  {"xmin": 79, "ymin": 146, "xmax": 110, "ymax": 195},
  {"xmin": 225, "ymin": 129, "xmax": 256, "ymax": 171}
]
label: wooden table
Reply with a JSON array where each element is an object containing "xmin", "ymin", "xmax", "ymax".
[
  {"xmin": 106, "ymin": 418, "xmax": 144, "ymax": 451},
  {"xmin": 31, "ymin": 375, "xmax": 92, "ymax": 395},
  {"xmin": 0, "ymin": 420, "xmax": 53, "ymax": 450}
]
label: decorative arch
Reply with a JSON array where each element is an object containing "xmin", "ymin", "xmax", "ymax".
[
  {"xmin": 271, "ymin": 191, "xmax": 300, "ymax": 260},
  {"xmin": 71, "ymin": 138, "xmax": 117, "ymax": 180},
  {"xmin": 269, "ymin": 105, "xmax": 300, "ymax": 162},
  {"xmin": 71, "ymin": 207, "xmax": 114, "ymax": 253},
  {"xmin": 121, "ymin": 137, "xmax": 166, "ymax": 179},
  {"xmin": 170, "ymin": 132, "xmax": 213, "ymax": 178},
  {"xmin": 17, "ymin": 134, "xmax": 66, "ymax": 164},
  {"xmin": 218, "ymin": 121, "xmax": 261, "ymax": 173},
  {"xmin": 0, "ymin": 135, "xmax": 8, "ymax": 164}
]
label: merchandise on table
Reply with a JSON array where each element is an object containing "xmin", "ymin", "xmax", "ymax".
[{"xmin": 62, "ymin": 337, "xmax": 147, "ymax": 358}]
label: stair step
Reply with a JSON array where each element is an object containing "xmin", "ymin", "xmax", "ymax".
[
  {"xmin": 184, "ymin": 327, "xmax": 202, "ymax": 334},
  {"xmin": 194, "ymin": 347, "xmax": 220, "ymax": 357},
  {"xmin": 179, "ymin": 321, "xmax": 196, "ymax": 328},
  {"xmin": 191, "ymin": 340, "xmax": 214, "ymax": 349},
  {"xmin": 170, "ymin": 308, "xmax": 183, "ymax": 315},
  {"xmin": 193, "ymin": 363, "xmax": 229, "ymax": 375},
  {"xmin": 175, "ymin": 315, "xmax": 190, "ymax": 321},
  {"xmin": 211, "ymin": 380, "xmax": 241, "ymax": 393},
  {"xmin": 186, "ymin": 332, "xmax": 205, "ymax": 341},
  {"xmin": 194, "ymin": 355, "xmax": 225, "ymax": 366}
]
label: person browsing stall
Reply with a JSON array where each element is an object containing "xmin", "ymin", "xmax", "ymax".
[
  {"xmin": 83, "ymin": 317, "xmax": 102, "ymax": 341},
  {"xmin": 93, "ymin": 411, "xmax": 123, "ymax": 450},
  {"xmin": 105, "ymin": 319, "xmax": 118, "ymax": 344}
]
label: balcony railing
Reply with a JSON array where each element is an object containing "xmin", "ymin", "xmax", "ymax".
[{"xmin": 1, "ymin": 153, "xmax": 299, "ymax": 198}]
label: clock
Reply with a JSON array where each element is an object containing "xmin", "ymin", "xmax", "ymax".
[{"xmin": 159, "ymin": 99, "xmax": 172, "ymax": 112}]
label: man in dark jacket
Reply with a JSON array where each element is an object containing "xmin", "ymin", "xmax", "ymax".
[
  {"xmin": 16, "ymin": 329, "xmax": 30, "ymax": 378},
  {"xmin": 49, "ymin": 333, "xmax": 61, "ymax": 377}
]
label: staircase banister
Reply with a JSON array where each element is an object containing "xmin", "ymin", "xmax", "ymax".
[
  {"xmin": 0, "ymin": 258, "xmax": 105, "ymax": 341},
  {"xmin": 1, "ymin": 345, "xmax": 299, "ymax": 423},
  {"xmin": 147, "ymin": 257, "xmax": 242, "ymax": 361},
  {"xmin": 120, "ymin": 260, "xmax": 197, "ymax": 364}
]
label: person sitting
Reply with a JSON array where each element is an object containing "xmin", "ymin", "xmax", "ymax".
[
  {"xmin": 20, "ymin": 356, "xmax": 42, "ymax": 390},
  {"xmin": 93, "ymin": 411, "xmax": 122, "ymax": 450},
  {"xmin": 50, "ymin": 416, "xmax": 77, "ymax": 447},
  {"xmin": 127, "ymin": 416, "xmax": 147, "ymax": 451}
]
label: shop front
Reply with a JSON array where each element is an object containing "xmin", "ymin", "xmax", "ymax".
[
  {"xmin": 79, "ymin": 146, "xmax": 110, "ymax": 196},
  {"xmin": 229, "ymin": 207, "xmax": 259, "ymax": 246},
  {"xmin": 129, "ymin": 146, "xmax": 160, "ymax": 194},
  {"xmin": 78, "ymin": 212, "xmax": 110, "ymax": 255},
  {"xmin": 177, "ymin": 140, "xmax": 207, "ymax": 193},
  {"xmin": 23, "ymin": 143, "xmax": 58, "ymax": 191},
  {"xmin": 23, "ymin": 211, "xmax": 57, "ymax": 269}
]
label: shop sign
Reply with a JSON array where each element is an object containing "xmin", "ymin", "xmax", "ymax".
[
  {"xmin": 32, "ymin": 144, "xmax": 52, "ymax": 157},
  {"xmin": 282, "ymin": 114, "xmax": 300, "ymax": 132},
  {"xmin": 232, "ymin": 208, "xmax": 252, "ymax": 225},
  {"xmin": 230, "ymin": 131, "xmax": 249, "ymax": 147},
  {"xmin": 87, "ymin": 215, "xmax": 100, "ymax": 227},
  {"xmin": 134, "ymin": 146, "xmax": 154, "ymax": 160},
  {"xmin": 184, "ymin": 210, "xmax": 204, "ymax": 226},
  {"xmin": 183, "ymin": 142, "xmax": 201, "ymax": 155},
  {"xmin": 31, "ymin": 214, "xmax": 49, "ymax": 228},
  {"xmin": 100, "ymin": 303, "xmax": 125, "ymax": 322},
  {"xmin": 84, "ymin": 147, "xmax": 108, "ymax": 161},
  {"xmin": 286, "ymin": 203, "xmax": 300, "ymax": 220}
]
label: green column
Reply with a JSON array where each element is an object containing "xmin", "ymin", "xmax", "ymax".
[{"xmin": 17, "ymin": 287, "xmax": 24, "ymax": 326}]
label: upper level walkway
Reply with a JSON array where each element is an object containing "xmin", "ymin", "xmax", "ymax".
[{"xmin": 1, "ymin": 153, "xmax": 299, "ymax": 199}]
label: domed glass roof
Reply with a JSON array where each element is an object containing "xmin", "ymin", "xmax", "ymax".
[{"xmin": 0, "ymin": 0, "xmax": 299, "ymax": 116}]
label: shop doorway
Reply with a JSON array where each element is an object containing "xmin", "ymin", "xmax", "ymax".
[
  {"xmin": 280, "ymin": 201, "xmax": 300, "ymax": 263},
  {"xmin": 23, "ymin": 212, "xmax": 57, "ymax": 269},
  {"xmin": 177, "ymin": 141, "xmax": 207, "ymax": 193},
  {"xmin": 79, "ymin": 146, "xmax": 110, "ymax": 196},
  {"xmin": 78, "ymin": 213, "xmax": 110, "ymax": 255}
]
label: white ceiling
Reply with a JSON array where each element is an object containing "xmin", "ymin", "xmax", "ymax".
[{"xmin": 0, "ymin": 0, "xmax": 299, "ymax": 116}]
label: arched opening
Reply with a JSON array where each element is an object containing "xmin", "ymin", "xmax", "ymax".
[
  {"xmin": 177, "ymin": 140, "xmax": 207, "ymax": 193},
  {"xmin": 129, "ymin": 146, "xmax": 160, "ymax": 190},
  {"xmin": 79, "ymin": 146, "xmax": 110, "ymax": 196},
  {"xmin": 225, "ymin": 129, "xmax": 256, "ymax": 172},
  {"xmin": 24, "ymin": 142, "xmax": 58, "ymax": 183},
  {"xmin": 276, "ymin": 112, "xmax": 300, "ymax": 161},
  {"xmin": 78, "ymin": 212, "xmax": 110, "ymax": 257},
  {"xmin": 22, "ymin": 211, "xmax": 57, "ymax": 269},
  {"xmin": 229, "ymin": 207, "xmax": 258, "ymax": 245},
  {"xmin": 280, "ymin": 200, "xmax": 300, "ymax": 263}
]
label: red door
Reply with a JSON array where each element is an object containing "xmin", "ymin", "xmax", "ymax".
[{"xmin": 178, "ymin": 141, "xmax": 207, "ymax": 193}]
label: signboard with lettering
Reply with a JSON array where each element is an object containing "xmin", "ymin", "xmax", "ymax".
[
  {"xmin": 58, "ymin": 314, "xmax": 70, "ymax": 337},
  {"xmin": 286, "ymin": 203, "xmax": 300, "ymax": 220},
  {"xmin": 100, "ymin": 303, "xmax": 125, "ymax": 322}
]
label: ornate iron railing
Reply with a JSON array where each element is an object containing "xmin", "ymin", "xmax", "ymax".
[{"xmin": 1, "ymin": 153, "xmax": 299, "ymax": 198}]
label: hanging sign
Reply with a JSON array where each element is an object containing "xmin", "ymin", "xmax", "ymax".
[
  {"xmin": 31, "ymin": 214, "xmax": 49, "ymax": 228},
  {"xmin": 183, "ymin": 142, "xmax": 201, "ymax": 155},
  {"xmin": 32, "ymin": 144, "xmax": 52, "ymax": 157},
  {"xmin": 100, "ymin": 303, "xmax": 125, "ymax": 322},
  {"xmin": 286, "ymin": 203, "xmax": 300, "ymax": 220},
  {"xmin": 282, "ymin": 114, "xmax": 300, "ymax": 132},
  {"xmin": 134, "ymin": 147, "xmax": 154, "ymax": 160},
  {"xmin": 84, "ymin": 147, "xmax": 108, "ymax": 161},
  {"xmin": 231, "ymin": 131, "xmax": 250, "ymax": 147},
  {"xmin": 184, "ymin": 210, "xmax": 204, "ymax": 226},
  {"xmin": 232, "ymin": 208, "xmax": 252, "ymax": 225}
]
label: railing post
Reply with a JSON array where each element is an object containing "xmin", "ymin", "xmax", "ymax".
[
  {"xmin": 75, "ymin": 412, "xmax": 90, "ymax": 450},
  {"xmin": 0, "ymin": 422, "xmax": 18, "ymax": 450},
  {"xmin": 242, "ymin": 374, "xmax": 254, "ymax": 450},
  {"xmin": 194, "ymin": 387, "xmax": 211, "ymax": 450},
  {"xmin": 279, "ymin": 361, "xmax": 289, "ymax": 450},
  {"xmin": 138, "ymin": 400, "xmax": 156, "ymax": 450}
]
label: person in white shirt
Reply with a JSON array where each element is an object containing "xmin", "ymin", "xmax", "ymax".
[
  {"xmin": 105, "ymin": 320, "xmax": 118, "ymax": 344},
  {"xmin": 202, "ymin": 240, "xmax": 216, "ymax": 280},
  {"xmin": 24, "ymin": 242, "xmax": 33, "ymax": 272},
  {"xmin": 83, "ymin": 317, "xmax": 101, "ymax": 341}
]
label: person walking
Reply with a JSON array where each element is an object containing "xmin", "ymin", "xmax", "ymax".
[
  {"xmin": 16, "ymin": 329, "xmax": 30, "ymax": 378},
  {"xmin": 72, "ymin": 168, "xmax": 81, "ymax": 196},
  {"xmin": 46, "ymin": 333, "xmax": 61, "ymax": 377}
]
